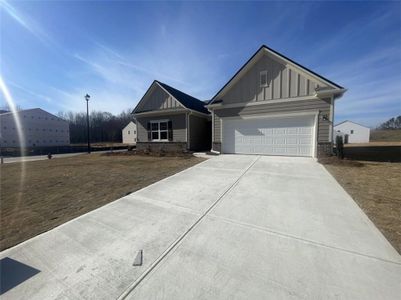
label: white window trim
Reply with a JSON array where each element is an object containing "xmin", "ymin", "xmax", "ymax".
[
  {"xmin": 260, "ymin": 70, "xmax": 268, "ymax": 87},
  {"xmin": 150, "ymin": 119, "xmax": 169, "ymax": 142}
]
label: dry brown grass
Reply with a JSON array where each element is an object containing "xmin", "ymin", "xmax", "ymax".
[
  {"xmin": 0, "ymin": 153, "xmax": 204, "ymax": 251},
  {"xmin": 322, "ymin": 158, "xmax": 401, "ymax": 253}
]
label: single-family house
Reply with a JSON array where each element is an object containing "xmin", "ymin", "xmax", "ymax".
[
  {"xmin": 132, "ymin": 80, "xmax": 211, "ymax": 152},
  {"xmin": 132, "ymin": 45, "xmax": 346, "ymax": 158},
  {"xmin": 122, "ymin": 121, "xmax": 137, "ymax": 144},
  {"xmin": 207, "ymin": 45, "xmax": 346, "ymax": 158},
  {"xmin": 334, "ymin": 120, "xmax": 370, "ymax": 144}
]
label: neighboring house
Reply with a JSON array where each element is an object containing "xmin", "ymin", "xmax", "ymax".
[
  {"xmin": 334, "ymin": 120, "xmax": 370, "ymax": 144},
  {"xmin": 0, "ymin": 108, "xmax": 70, "ymax": 148},
  {"xmin": 122, "ymin": 121, "xmax": 137, "ymax": 144},
  {"xmin": 132, "ymin": 80, "xmax": 211, "ymax": 152},
  {"xmin": 207, "ymin": 45, "xmax": 346, "ymax": 158}
]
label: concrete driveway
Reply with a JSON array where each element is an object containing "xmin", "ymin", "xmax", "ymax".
[{"xmin": 1, "ymin": 155, "xmax": 400, "ymax": 299}]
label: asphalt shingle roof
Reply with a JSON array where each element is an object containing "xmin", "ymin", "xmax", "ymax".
[{"xmin": 156, "ymin": 81, "xmax": 209, "ymax": 115}]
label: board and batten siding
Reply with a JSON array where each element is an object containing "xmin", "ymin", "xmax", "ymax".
[
  {"xmin": 213, "ymin": 98, "xmax": 331, "ymax": 143},
  {"xmin": 137, "ymin": 85, "xmax": 183, "ymax": 112},
  {"xmin": 220, "ymin": 54, "xmax": 327, "ymax": 104},
  {"xmin": 136, "ymin": 113, "xmax": 187, "ymax": 143}
]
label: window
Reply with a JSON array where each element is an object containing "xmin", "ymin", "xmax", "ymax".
[
  {"xmin": 149, "ymin": 120, "xmax": 169, "ymax": 141},
  {"xmin": 350, "ymin": 130, "xmax": 354, "ymax": 134},
  {"xmin": 134, "ymin": 130, "xmax": 136, "ymax": 134},
  {"xmin": 260, "ymin": 70, "xmax": 268, "ymax": 87},
  {"xmin": 128, "ymin": 130, "xmax": 130, "ymax": 135}
]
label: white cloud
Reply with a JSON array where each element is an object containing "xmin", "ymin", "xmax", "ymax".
[
  {"xmin": 8, "ymin": 81, "xmax": 52, "ymax": 103},
  {"xmin": 1, "ymin": 0, "xmax": 56, "ymax": 47}
]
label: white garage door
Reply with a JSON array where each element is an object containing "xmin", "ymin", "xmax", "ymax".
[{"xmin": 222, "ymin": 114, "xmax": 316, "ymax": 157}]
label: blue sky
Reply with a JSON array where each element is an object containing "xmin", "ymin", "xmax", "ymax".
[{"xmin": 1, "ymin": 0, "xmax": 400, "ymax": 127}]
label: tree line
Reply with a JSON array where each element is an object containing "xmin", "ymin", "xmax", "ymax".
[
  {"xmin": 377, "ymin": 115, "xmax": 401, "ymax": 130},
  {"xmin": 57, "ymin": 109, "xmax": 134, "ymax": 144}
]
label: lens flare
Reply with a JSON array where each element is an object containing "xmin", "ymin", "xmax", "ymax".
[
  {"xmin": 0, "ymin": 76, "xmax": 26, "ymax": 150},
  {"xmin": 0, "ymin": 75, "xmax": 26, "ymax": 221}
]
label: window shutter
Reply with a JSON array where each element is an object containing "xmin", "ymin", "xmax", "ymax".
[
  {"xmin": 168, "ymin": 120, "xmax": 173, "ymax": 141},
  {"xmin": 147, "ymin": 122, "xmax": 151, "ymax": 141}
]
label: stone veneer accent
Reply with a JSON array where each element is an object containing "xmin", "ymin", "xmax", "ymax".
[
  {"xmin": 317, "ymin": 142, "xmax": 333, "ymax": 158},
  {"xmin": 136, "ymin": 142, "xmax": 187, "ymax": 153},
  {"xmin": 212, "ymin": 142, "xmax": 222, "ymax": 153}
]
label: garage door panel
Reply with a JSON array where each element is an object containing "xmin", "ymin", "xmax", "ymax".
[{"xmin": 222, "ymin": 115, "xmax": 315, "ymax": 157}]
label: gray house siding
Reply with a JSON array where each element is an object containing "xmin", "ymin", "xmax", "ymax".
[
  {"xmin": 220, "ymin": 54, "xmax": 327, "ymax": 104},
  {"xmin": 136, "ymin": 85, "xmax": 183, "ymax": 112},
  {"xmin": 136, "ymin": 113, "xmax": 187, "ymax": 143},
  {"xmin": 189, "ymin": 114, "xmax": 211, "ymax": 151},
  {"xmin": 213, "ymin": 97, "xmax": 331, "ymax": 143}
]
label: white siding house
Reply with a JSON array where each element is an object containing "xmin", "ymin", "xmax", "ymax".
[
  {"xmin": 122, "ymin": 121, "xmax": 137, "ymax": 144},
  {"xmin": 0, "ymin": 108, "xmax": 70, "ymax": 148},
  {"xmin": 334, "ymin": 120, "xmax": 370, "ymax": 143}
]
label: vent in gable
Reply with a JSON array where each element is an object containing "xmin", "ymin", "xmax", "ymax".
[{"xmin": 260, "ymin": 70, "xmax": 268, "ymax": 87}]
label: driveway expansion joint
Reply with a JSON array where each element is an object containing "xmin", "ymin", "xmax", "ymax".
[
  {"xmin": 207, "ymin": 214, "xmax": 401, "ymax": 266},
  {"xmin": 116, "ymin": 156, "xmax": 261, "ymax": 300}
]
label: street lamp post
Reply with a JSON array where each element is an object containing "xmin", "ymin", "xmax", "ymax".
[{"xmin": 85, "ymin": 94, "xmax": 91, "ymax": 154}]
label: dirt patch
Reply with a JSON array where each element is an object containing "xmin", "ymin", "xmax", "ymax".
[
  {"xmin": 321, "ymin": 158, "xmax": 401, "ymax": 254},
  {"xmin": 0, "ymin": 153, "xmax": 204, "ymax": 251},
  {"xmin": 318, "ymin": 156, "xmax": 364, "ymax": 167}
]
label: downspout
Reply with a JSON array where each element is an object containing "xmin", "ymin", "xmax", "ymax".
[
  {"xmin": 186, "ymin": 111, "xmax": 191, "ymax": 150},
  {"xmin": 211, "ymin": 109, "xmax": 214, "ymax": 151},
  {"xmin": 330, "ymin": 95, "xmax": 334, "ymax": 144}
]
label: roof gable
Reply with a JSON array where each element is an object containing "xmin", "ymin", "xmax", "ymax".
[
  {"xmin": 123, "ymin": 121, "xmax": 136, "ymax": 130},
  {"xmin": 156, "ymin": 81, "xmax": 209, "ymax": 114},
  {"xmin": 133, "ymin": 81, "xmax": 183, "ymax": 113},
  {"xmin": 209, "ymin": 45, "xmax": 344, "ymax": 105},
  {"xmin": 133, "ymin": 81, "xmax": 209, "ymax": 115},
  {"xmin": 334, "ymin": 120, "xmax": 369, "ymax": 129}
]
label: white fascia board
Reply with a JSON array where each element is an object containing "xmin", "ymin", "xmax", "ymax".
[
  {"xmin": 132, "ymin": 82, "xmax": 159, "ymax": 114},
  {"xmin": 155, "ymin": 82, "xmax": 210, "ymax": 117},
  {"xmin": 315, "ymin": 88, "xmax": 347, "ymax": 100},
  {"xmin": 155, "ymin": 82, "xmax": 186, "ymax": 110},
  {"xmin": 261, "ymin": 48, "xmax": 341, "ymax": 90}
]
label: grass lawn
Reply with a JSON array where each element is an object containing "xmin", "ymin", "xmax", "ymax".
[
  {"xmin": 0, "ymin": 153, "xmax": 204, "ymax": 251},
  {"xmin": 321, "ymin": 158, "xmax": 401, "ymax": 254}
]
